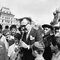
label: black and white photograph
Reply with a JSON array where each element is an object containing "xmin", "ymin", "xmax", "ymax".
[{"xmin": 0, "ymin": 0, "xmax": 60, "ymax": 60}]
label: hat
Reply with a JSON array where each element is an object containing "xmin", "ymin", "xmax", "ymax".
[
  {"xmin": 42, "ymin": 24, "xmax": 53, "ymax": 30},
  {"xmin": 19, "ymin": 17, "xmax": 32, "ymax": 25}
]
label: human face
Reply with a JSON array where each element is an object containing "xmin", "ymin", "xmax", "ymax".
[
  {"xmin": 44, "ymin": 28, "xmax": 51, "ymax": 34},
  {"xmin": 21, "ymin": 19, "xmax": 31, "ymax": 31},
  {"xmin": 11, "ymin": 28, "xmax": 17, "ymax": 35},
  {"xmin": 14, "ymin": 38, "xmax": 19, "ymax": 45}
]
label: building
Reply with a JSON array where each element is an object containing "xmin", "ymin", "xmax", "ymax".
[{"xmin": 0, "ymin": 7, "xmax": 20, "ymax": 29}]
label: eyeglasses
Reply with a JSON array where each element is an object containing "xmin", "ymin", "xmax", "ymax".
[{"xmin": 21, "ymin": 23, "xmax": 29, "ymax": 27}]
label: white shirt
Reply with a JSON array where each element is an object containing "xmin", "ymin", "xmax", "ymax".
[{"xmin": 8, "ymin": 43, "xmax": 18, "ymax": 60}]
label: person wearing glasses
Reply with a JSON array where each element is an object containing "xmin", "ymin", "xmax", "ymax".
[{"xmin": 18, "ymin": 17, "xmax": 44, "ymax": 60}]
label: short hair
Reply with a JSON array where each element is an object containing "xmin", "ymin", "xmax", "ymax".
[
  {"xmin": 5, "ymin": 25, "xmax": 9, "ymax": 29},
  {"xmin": 19, "ymin": 17, "xmax": 32, "ymax": 24},
  {"xmin": 0, "ymin": 24, "xmax": 2, "ymax": 30},
  {"xmin": 10, "ymin": 25, "xmax": 16, "ymax": 30},
  {"xmin": 14, "ymin": 33, "xmax": 21, "ymax": 40}
]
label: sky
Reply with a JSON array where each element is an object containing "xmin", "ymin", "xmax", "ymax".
[{"xmin": 0, "ymin": 0, "xmax": 60, "ymax": 25}]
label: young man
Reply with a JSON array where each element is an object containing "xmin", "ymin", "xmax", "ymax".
[
  {"xmin": 10, "ymin": 25, "xmax": 17, "ymax": 36},
  {"xmin": 9, "ymin": 25, "xmax": 17, "ymax": 46},
  {"xmin": 42, "ymin": 24, "xmax": 54, "ymax": 60},
  {"xmin": 8, "ymin": 33, "xmax": 21, "ymax": 60}
]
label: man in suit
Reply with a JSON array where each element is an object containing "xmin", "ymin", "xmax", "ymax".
[{"xmin": 19, "ymin": 17, "xmax": 44, "ymax": 60}]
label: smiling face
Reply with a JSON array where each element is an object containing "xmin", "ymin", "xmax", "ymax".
[{"xmin": 11, "ymin": 28, "xmax": 17, "ymax": 35}]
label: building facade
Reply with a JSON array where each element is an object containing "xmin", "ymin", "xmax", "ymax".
[{"xmin": 0, "ymin": 7, "xmax": 20, "ymax": 29}]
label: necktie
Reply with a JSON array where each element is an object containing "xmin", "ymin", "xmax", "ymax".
[{"xmin": 22, "ymin": 32, "xmax": 27, "ymax": 43}]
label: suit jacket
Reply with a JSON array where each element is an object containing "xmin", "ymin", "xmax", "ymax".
[
  {"xmin": 26, "ymin": 26, "xmax": 43, "ymax": 45},
  {"xmin": 21, "ymin": 26, "xmax": 43, "ymax": 60}
]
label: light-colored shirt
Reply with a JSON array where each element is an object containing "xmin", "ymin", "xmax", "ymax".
[{"xmin": 8, "ymin": 43, "xmax": 18, "ymax": 60}]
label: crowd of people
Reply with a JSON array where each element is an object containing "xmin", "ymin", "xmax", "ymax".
[{"xmin": 0, "ymin": 9, "xmax": 60, "ymax": 60}]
